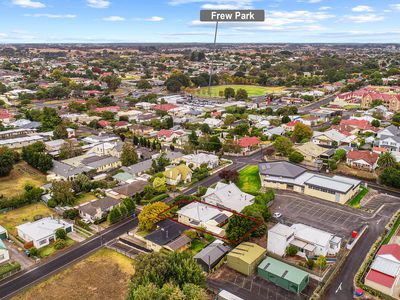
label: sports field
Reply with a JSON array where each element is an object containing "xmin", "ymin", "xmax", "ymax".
[{"xmin": 193, "ymin": 85, "xmax": 285, "ymax": 98}]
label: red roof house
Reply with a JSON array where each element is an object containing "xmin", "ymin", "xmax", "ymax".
[
  {"xmin": 98, "ymin": 120, "xmax": 111, "ymax": 128},
  {"xmin": 153, "ymin": 104, "xmax": 178, "ymax": 111},
  {"xmin": 346, "ymin": 150, "xmax": 379, "ymax": 171},
  {"xmin": 236, "ymin": 136, "xmax": 261, "ymax": 151}
]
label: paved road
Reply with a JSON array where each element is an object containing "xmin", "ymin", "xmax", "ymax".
[
  {"xmin": 0, "ymin": 150, "xmax": 263, "ymax": 299},
  {"xmin": 298, "ymin": 95, "xmax": 336, "ymax": 114},
  {"xmin": 0, "ymin": 217, "xmax": 137, "ymax": 300}
]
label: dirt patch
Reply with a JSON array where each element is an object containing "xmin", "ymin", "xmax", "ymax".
[
  {"xmin": 13, "ymin": 249, "xmax": 134, "ymax": 300},
  {"xmin": 335, "ymin": 164, "xmax": 377, "ymax": 181}
]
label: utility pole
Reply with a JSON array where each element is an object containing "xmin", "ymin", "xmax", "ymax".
[{"xmin": 208, "ymin": 21, "xmax": 219, "ymax": 96}]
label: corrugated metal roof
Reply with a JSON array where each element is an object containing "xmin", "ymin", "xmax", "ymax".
[
  {"xmin": 371, "ymin": 256, "xmax": 400, "ymax": 277},
  {"xmin": 258, "ymin": 256, "xmax": 309, "ymax": 285},
  {"xmin": 228, "ymin": 242, "xmax": 266, "ymax": 264}
]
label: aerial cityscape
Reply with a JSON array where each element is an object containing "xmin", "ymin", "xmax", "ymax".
[{"xmin": 0, "ymin": 1, "xmax": 400, "ymax": 300}]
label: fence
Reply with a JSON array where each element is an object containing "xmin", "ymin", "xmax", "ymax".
[{"xmin": 0, "ymin": 265, "xmax": 21, "ymax": 281}]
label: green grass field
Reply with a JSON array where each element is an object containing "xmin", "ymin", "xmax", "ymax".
[
  {"xmin": 238, "ymin": 165, "xmax": 261, "ymax": 195},
  {"xmin": 193, "ymin": 85, "xmax": 285, "ymax": 98},
  {"xmin": 348, "ymin": 186, "xmax": 369, "ymax": 208}
]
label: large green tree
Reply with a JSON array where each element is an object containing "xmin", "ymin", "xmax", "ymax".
[
  {"xmin": 273, "ymin": 136, "xmax": 293, "ymax": 156},
  {"xmin": 292, "ymin": 123, "xmax": 313, "ymax": 143},
  {"xmin": 378, "ymin": 152, "xmax": 397, "ymax": 168},
  {"xmin": 0, "ymin": 147, "xmax": 18, "ymax": 177},
  {"xmin": 121, "ymin": 143, "xmax": 139, "ymax": 166}
]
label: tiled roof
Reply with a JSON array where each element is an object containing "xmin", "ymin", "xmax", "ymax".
[{"xmin": 347, "ymin": 150, "xmax": 379, "ymax": 166}]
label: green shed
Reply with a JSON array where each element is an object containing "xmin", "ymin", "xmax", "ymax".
[
  {"xmin": 258, "ymin": 257, "xmax": 309, "ymax": 294},
  {"xmin": 227, "ymin": 242, "xmax": 266, "ymax": 276}
]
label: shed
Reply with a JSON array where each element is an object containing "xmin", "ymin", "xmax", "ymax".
[
  {"xmin": 226, "ymin": 242, "xmax": 266, "ymax": 275},
  {"xmin": 258, "ymin": 257, "xmax": 309, "ymax": 294},
  {"xmin": 194, "ymin": 240, "xmax": 230, "ymax": 272}
]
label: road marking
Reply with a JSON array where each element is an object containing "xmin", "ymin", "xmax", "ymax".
[
  {"xmin": 377, "ymin": 218, "xmax": 382, "ymax": 225},
  {"xmin": 335, "ymin": 282, "xmax": 342, "ymax": 294}
]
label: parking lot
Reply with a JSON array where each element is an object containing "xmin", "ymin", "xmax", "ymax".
[
  {"xmin": 209, "ymin": 266, "xmax": 316, "ymax": 300},
  {"xmin": 270, "ymin": 191, "xmax": 370, "ymax": 238}
]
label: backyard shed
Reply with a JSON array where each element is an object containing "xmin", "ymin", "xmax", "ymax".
[
  {"xmin": 227, "ymin": 242, "xmax": 266, "ymax": 276},
  {"xmin": 258, "ymin": 257, "xmax": 309, "ymax": 294}
]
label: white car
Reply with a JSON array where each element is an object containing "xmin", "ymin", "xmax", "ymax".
[{"xmin": 273, "ymin": 212, "xmax": 282, "ymax": 218}]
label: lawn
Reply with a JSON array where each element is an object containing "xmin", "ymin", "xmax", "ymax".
[
  {"xmin": 193, "ymin": 85, "xmax": 285, "ymax": 98},
  {"xmin": 0, "ymin": 262, "xmax": 21, "ymax": 277},
  {"xmin": 383, "ymin": 215, "xmax": 400, "ymax": 245},
  {"xmin": 13, "ymin": 248, "xmax": 134, "ymax": 300},
  {"xmin": 348, "ymin": 186, "xmax": 369, "ymax": 208},
  {"xmin": 188, "ymin": 239, "xmax": 206, "ymax": 255},
  {"xmin": 37, "ymin": 238, "xmax": 76, "ymax": 258},
  {"xmin": 0, "ymin": 203, "xmax": 53, "ymax": 236},
  {"xmin": 0, "ymin": 162, "xmax": 46, "ymax": 199},
  {"xmin": 237, "ymin": 165, "xmax": 262, "ymax": 195},
  {"xmin": 76, "ymin": 193, "xmax": 98, "ymax": 205}
]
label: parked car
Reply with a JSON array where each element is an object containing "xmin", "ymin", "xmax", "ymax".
[{"xmin": 273, "ymin": 212, "xmax": 282, "ymax": 219}]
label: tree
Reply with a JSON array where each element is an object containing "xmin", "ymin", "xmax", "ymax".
[
  {"xmin": 286, "ymin": 245, "xmax": 299, "ymax": 257},
  {"xmin": 331, "ymin": 116, "xmax": 341, "ymax": 125},
  {"xmin": 218, "ymin": 169, "xmax": 239, "ymax": 183},
  {"xmin": 371, "ymin": 119, "xmax": 380, "ymax": 128},
  {"xmin": 51, "ymin": 180, "xmax": 75, "ymax": 206},
  {"xmin": 59, "ymin": 140, "xmax": 82, "ymax": 159},
  {"xmin": 307, "ymin": 258, "xmax": 315, "ymax": 270},
  {"xmin": 274, "ymin": 136, "xmax": 293, "ymax": 156},
  {"xmin": 289, "ymin": 151, "xmax": 304, "ymax": 163},
  {"xmin": 224, "ymin": 114, "xmax": 236, "ymax": 126},
  {"xmin": 333, "ymin": 149, "xmax": 347, "ymax": 162},
  {"xmin": 153, "ymin": 176, "xmax": 167, "ymax": 193},
  {"xmin": 137, "ymin": 79, "xmax": 152, "ymax": 90},
  {"xmin": 165, "ymin": 72, "xmax": 190, "ymax": 92},
  {"xmin": 380, "ymin": 167, "xmax": 400, "ymax": 188},
  {"xmin": 102, "ymin": 75, "xmax": 121, "ymax": 91},
  {"xmin": 188, "ymin": 130, "xmax": 199, "ymax": 146},
  {"xmin": 152, "ymin": 153, "xmax": 170, "ymax": 173},
  {"xmin": 22, "ymin": 142, "xmax": 53, "ymax": 173},
  {"xmin": 281, "ymin": 115, "xmax": 290, "ymax": 124},
  {"xmin": 378, "ymin": 152, "xmax": 396, "ymax": 168},
  {"xmin": 0, "ymin": 147, "xmax": 17, "ymax": 177},
  {"xmin": 121, "ymin": 143, "xmax": 139, "ymax": 166},
  {"xmin": 72, "ymin": 174, "xmax": 91, "ymax": 194},
  {"xmin": 316, "ymin": 256, "xmax": 327, "ymax": 270},
  {"xmin": 53, "ymin": 124, "xmax": 68, "ymax": 139},
  {"xmin": 55, "ymin": 228, "xmax": 67, "ymax": 240},
  {"xmin": 108, "ymin": 206, "xmax": 122, "ymax": 223},
  {"xmin": 292, "ymin": 123, "xmax": 313, "ymax": 143},
  {"xmin": 138, "ymin": 202, "xmax": 170, "ymax": 231},
  {"xmin": 224, "ymin": 87, "xmax": 235, "ymax": 99},
  {"xmin": 200, "ymin": 123, "xmax": 211, "ymax": 134},
  {"xmin": 208, "ymin": 135, "xmax": 222, "ymax": 152},
  {"xmin": 235, "ymin": 88, "xmax": 248, "ymax": 100}
]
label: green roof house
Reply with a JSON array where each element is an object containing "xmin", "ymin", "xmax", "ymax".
[{"xmin": 258, "ymin": 257, "xmax": 309, "ymax": 294}]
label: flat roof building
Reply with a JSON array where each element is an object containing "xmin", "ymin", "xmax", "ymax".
[{"xmin": 227, "ymin": 242, "xmax": 266, "ymax": 276}]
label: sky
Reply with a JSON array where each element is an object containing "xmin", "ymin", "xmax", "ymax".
[{"xmin": 0, "ymin": 0, "xmax": 400, "ymax": 43}]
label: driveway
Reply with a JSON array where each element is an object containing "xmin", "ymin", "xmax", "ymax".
[{"xmin": 4, "ymin": 240, "xmax": 34, "ymax": 270}]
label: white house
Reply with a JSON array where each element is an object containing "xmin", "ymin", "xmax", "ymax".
[
  {"xmin": 180, "ymin": 153, "xmax": 219, "ymax": 169},
  {"xmin": 267, "ymin": 223, "xmax": 341, "ymax": 258},
  {"xmin": 202, "ymin": 182, "xmax": 255, "ymax": 212},
  {"xmin": 0, "ymin": 239, "xmax": 9, "ymax": 264},
  {"xmin": 377, "ymin": 125, "xmax": 400, "ymax": 152},
  {"xmin": 16, "ymin": 217, "xmax": 74, "ymax": 249},
  {"xmin": 203, "ymin": 118, "xmax": 223, "ymax": 128}
]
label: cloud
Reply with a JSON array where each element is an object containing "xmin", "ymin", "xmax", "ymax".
[
  {"xmin": 143, "ymin": 16, "xmax": 164, "ymax": 21},
  {"xmin": 297, "ymin": 0, "xmax": 323, "ymax": 3},
  {"xmin": 86, "ymin": 0, "xmax": 110, "ymax": 8},
  {"xmin": 12, "ymin": 0, "xmax": 45, "ymax": 8},
  {"xmin": 352, "ymin": 5, "xmax": 373, "ymax": 12},
  {"xmin": 388, "ymin": 4, "xmax": 400, "ymax": 11},
  {"xmin": 168, "ymin": 0, "xmax": 254, "ymax": 9},
  {"xmin": 24, "ymin": 13, "xmax": 77, "ymax": 18},
  {"xmin": 103, "ymin": 16, "xmax": 125, "ymax": 21},
  {"xmin": 343, "ymin": 13, "xmax": 384, "ymax": 23},
  {"xmin": 319, "ymin": 6, "xmax": 332, "ymax": 11}
]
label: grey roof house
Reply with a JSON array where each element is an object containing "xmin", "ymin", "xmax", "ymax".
[{"xmin": 194, "ymin": 240, "xmax": 230, "ymax": 272}]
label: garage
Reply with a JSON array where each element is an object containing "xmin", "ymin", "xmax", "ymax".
[{"xmin": 258, "ymin": 256, "xmax": 309, "ymax": 294}]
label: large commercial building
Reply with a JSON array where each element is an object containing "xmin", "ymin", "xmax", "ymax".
[
  {"xmin": 258, "ymin": 257, "xmax": 309, "ymax": 294},
  {"xmin": 258, "ymin": 161, "xmax": 361, "ymax": 204}
]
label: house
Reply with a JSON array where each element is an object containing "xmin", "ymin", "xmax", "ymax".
[
  {"xmin": 16, "ymin": 217, "xmax": 73, "ymax": 249},
  {"xmin": 203, "ymin": 118, "xmax": 223, "ymax": 128},
  {"xmin": 294, "ymin": 142, "xmax": 328, "ymax": 163},
  {"xmin": 312, "ymin": 129, "xmax": 356, "ymax": 147},
  {"xmin": 194, "ymin": 240, "xmax": 230, "ymax": 272},
  {"xmin": 153, "ymin": 103, "xmax": 178, "ymax": 112},
  {"xmin": 267, "ymin": 223, "xmax": 341, "ymax": 258},
  {"xmin": 163, "ymin": 164, "xmax": 193, "ymax": 185},
  {"xmin": 236, "ymin": 136, "xmax": 260, "ymax": 153},
  {"xmin": 263, "ymin": 126, "xmax": 285, "ymax": 139},
  {"xmin": 107, "ymin": 179, "xmax": 149, "ymax": 199},
  {"xmin": 94, "ymin": 106, "xmax": 120, "ymax": 113},
  {"xmin": 340, "ymin": 119, "xmax": 378, "ymax": 133},
  {"xmin": 346, "ymin": 150, "xmax": 380, "ymax": 171},
  {"xmin": 283, "ymin": 120, "xmax": 300, "ymax": 131},
  {"xmin": 377, "ymin": 125, "xmax": 400, "ymax": 152},
  {"xmin": 258, "ymin": 257, "xmax": 309, "ymax": 294},
  {"xmin": 47, "ymin": 160, "xmax": 91, "ymax": 181},
  {"xmin": 203, "ymin": 182, "xmax": 255, "ymax": 212},
  {"xmin": 144, "ymin": 219, "xmax": 191, "ymax": 252},
  {"xmin": 45, "ymin": 139, "xmax": 66, "ymax": 152},
  {"xmin": 0, "ymin": 225, "xmax": 8, "ymax": 240},
  {"xmin": 259, "ymin": 161, "xmax": 361, "ymax": 204},
  {"xmin": 78, "ymin": 197, "xmax": 120, "ymax": 222},
  {"xmin": 131, "ymin": 124, "xmax": 153, "ymax": 136},
  {"xmin": 227, "ymin": 242, "xmax": 266, "ymax": 276},
  {"xmin": 0, "ymin": 239, "xmax": 9, "ymax": 264},
  {"xmin": 177, "ymin": 202, "xmax": 231, "ymax": 236},
  {"xmin": 0, "ymin": 135, "xmax": 44, "ymax": 149},
  {"xmin": 179, "ymin": 153, "xmax": 219, "ymax": 169},
  {"xmin": 157, "ymin": 129, "xmax": 187, "ymax": 145},
  {"xmin": 80, "ymin": 155, "xmax": 122, "ymax": 173},
  {"xmin": 87, "ymin": 142, "xmax": 124, "ymax": 158},
  {"xmin": 365, "ymin": 244, "xmax": 400, "ymax": 298}
]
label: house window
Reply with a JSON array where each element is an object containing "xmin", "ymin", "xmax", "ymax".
[{"xmin": 39, "ymin": 239, "xmax": 47, "ymax": 245}]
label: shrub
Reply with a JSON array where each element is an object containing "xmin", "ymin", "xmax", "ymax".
[
  {"xmin": 289, "ymin": 151, "xmax": 304, "ymax": 163},
  {"xmin": 54, "ymin": 239, "xmax": 66, "ymax": 250},
  {"xmin": 55, "ymin": 228, "xmax": 67, "ymax": 240},
  {"xmin": 63, "ymin": 209, "xmax": 79, "ymax": 220},
  {"xmin": 184, "ymin": 230, "xmax": 197, "ymax": 239},
  {"xmin": 47, "ymin": 198, "xmax": 57, "ymax": 208},
  {"xmin": 29, "ymin": 247, "xmax": 38, "ymax": 257},
  {"xmin": 307, "ymin": 258, "xmax": 315, "ymax": 270},
  {"xmin": 286, "ymin": 245, "xmax": 299, "ymax": 257}
]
